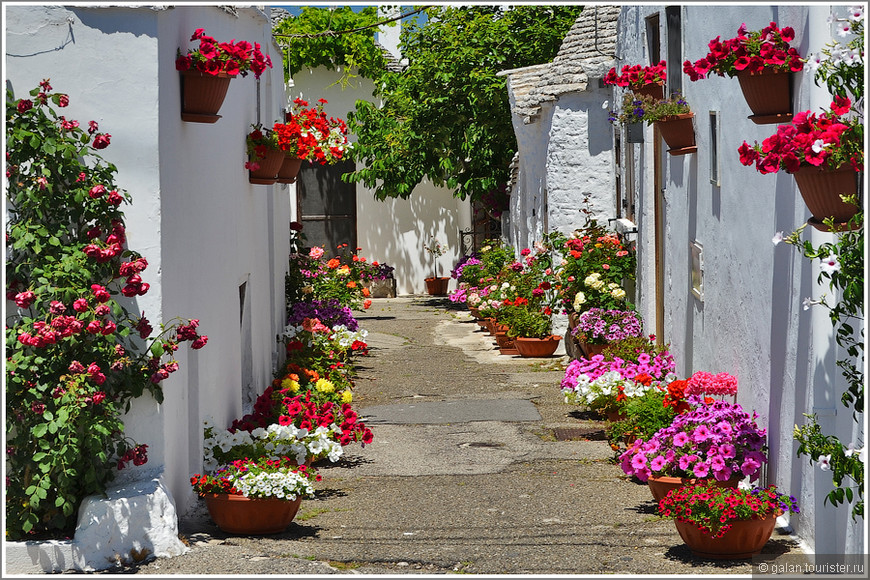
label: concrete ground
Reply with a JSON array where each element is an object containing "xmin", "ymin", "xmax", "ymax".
[{"xmin": 118, "ymin": 296, "xmax": 806, "ymax": 576}]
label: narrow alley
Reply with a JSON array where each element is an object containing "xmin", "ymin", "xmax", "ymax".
[{"xmin": 128, "ymin": 297, "xmax": 806, "ymax": 576}]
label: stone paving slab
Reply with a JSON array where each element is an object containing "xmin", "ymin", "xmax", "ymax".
[{"xmin": 360, "ymin": 398, "xmax": 542, "ymax": 425}]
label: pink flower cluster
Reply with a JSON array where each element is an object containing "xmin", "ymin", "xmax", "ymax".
[
  {"xmin": 84, "ymin": 220, "xmax": 127, "ymax": 263},
  {"xmin": 738, "ymin": 97, "xmax": 863, "ymax": 173},
  {"xmin": 604, "ymin": 61, "xmax": 667, "ymax": 89},
  {"xmin": 561, "ymin": 351, "xmax": 676, "ymax": 391},
  {"xmin": 685, "ymin": 371, "xmax": 738, "ymax": 396},
  {"xmin": 683, "ymin": 22, "xmax": 803, "ymax": 81}
]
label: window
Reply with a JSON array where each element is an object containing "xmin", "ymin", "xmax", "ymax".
[
  {"xmin": 646, "ymin": 14, "xmax": 660, "ymax": 64},
  {"xmin": 665, "ymin": 6, "xmax": 682, "ymax": 96},
  {"xmin": 297, "ymin": 159, "xmax": 357, "ymax": 258},
  {"xmin": 709, "ymin": 111, "xmax": 720, "ymax": 186}
]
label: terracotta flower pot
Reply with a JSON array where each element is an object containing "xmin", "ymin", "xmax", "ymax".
[
  {"xmin": 656, "ymin": 113, "xmax": 697, "ymax": 155},
  {"xmin": 424, "ymin": 276, "xmax": 449, "ymax": 296},
  {"xmin": 276, "ymin": 156, "xmax": 304, "ymax": 184},
  {"xmin": 674, "ymin": 513, "xmax": 779, "ymax": 559},
  {"xmin": 735, "ymin": 68, "xmax": 793, "ymax": 124},
  {"xmin": 468, "ymin": 306, "xmax": 482, "ymax": 319},
  {"xmin": 632, "ymin": 82, "xmax": 664, "ymax": 101},
  {"xmin": 647, "ymin": 475, "xmax": 741, "ymax": 504},
  {"xmin": 180, "ymin": 70, "xmax": 233, "ymax": 123},
  {"xmin": 580, "ymin": 342, "xmax": 610, "ymax": 358},
  {"xmin": 514, "ymin": 335, "xmax": 562, "ymax": 358},
  {"xmin": 249, "ymin": 149, "xmax": 285, "ymax": 185},
  {"xmin": 203, "ymin": 493, "xmax": 303, "ymax": 535},
  {"xmin": 792, "ymin": 164, "xmax": 861, "ymax": 231}
]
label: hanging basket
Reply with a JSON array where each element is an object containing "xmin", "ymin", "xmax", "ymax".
[
  {"xmin": 735, "ymin": 68, "xmax": 793, "ymax": 125},
  {"xmin": 632, "ymin": 82, "xmax": 664, "ymax": 101},
  {"xmin": 248, "ymin": 149, "xmax": 285, "ymax": 185},
  {"xmin": 656, "ymin": 113, "xmax": 697, "ymax": 156},
  {"xmin": 180, "ymin": 70, "xmax": 233, "ymax": 123},
  {"xmin": 792, "ymin": 164, "xmax": 861, "ymax": 231},
  {"xmin": 276, "ymin": 156, "xmax": 304, "ymax": 184}
]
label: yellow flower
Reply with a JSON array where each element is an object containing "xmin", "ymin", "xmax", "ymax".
[
  {"xmin": 611, "ymin": 288, "xmax": 626, "ymax": 300},
  {"xmin": 315, "ymin": 378, "xmax": 335, "ymax": 393},
  {"xmin": 281, "ymin": 378, "xmax": 300, "ymax": 393},
  {"xmin": 341, "ymin": 390, "xmax": 353, "ymax": 404}
]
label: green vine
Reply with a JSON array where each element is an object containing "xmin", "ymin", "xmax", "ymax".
[{"xmin": 786, "ymin": 206, "xmax": 864, "ymax": 519}]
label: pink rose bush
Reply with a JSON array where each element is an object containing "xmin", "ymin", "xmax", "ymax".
[{"xmin": 619, "ymin": 397, "xmax": 768, "ymax": 482}]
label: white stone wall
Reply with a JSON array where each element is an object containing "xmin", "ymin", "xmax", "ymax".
[
  {"xmin": 615, "ymin": 4, "xmax": 863, "ymax": 555},
  {"xmin": 4, "ymin": 4, "xmax": 291, "ymax": 522},
  {"xmin": 288, "ymin": 66, "xmax": 471, "ymax": 295}
]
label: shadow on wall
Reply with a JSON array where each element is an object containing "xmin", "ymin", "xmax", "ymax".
[{"xmin": 356, "ymin": 183, "xmax": 463, "ymax": 295}]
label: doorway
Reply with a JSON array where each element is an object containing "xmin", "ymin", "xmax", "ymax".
[{"xmin": 297, "ymin": 159, "xmax": 357, "ymax": 257}]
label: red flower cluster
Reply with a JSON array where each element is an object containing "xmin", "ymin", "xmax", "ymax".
[
  {"xmin": 662, "ymin": 379, "xmax": 691, "ymax": 414},
  {"xmin": 683, "ymin": 22, "xmax": 803, "ymax": 81},
  {"xmin": 117, "ymin": 444, "xmax": 149, "ymax": 470},
  {"xmin": 175, "ymin": 28, "xmax": 272, "ymax": 79},
  {"xmin": 738, "ymin": 97, "xmax": 863, "ymax": 174},
  {"xmin": 273, "ymin": 98, "xmax": 350, "ymax": 165},
  {"xmin": 604, "ymin": 61, "xmax": 666, "ymax": 89}
]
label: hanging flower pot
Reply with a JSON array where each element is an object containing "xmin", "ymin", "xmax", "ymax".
[
  {"xmin": 656, "ymin": 113, "xmax": 697, "ymax": 155},
  {"xmin": 180, "ymin": 70, "xmax": 232, "ymax": 123},
  {"xmin": 276, "ymin": 156, "xmax": 304, "ymax": 184},
  {"xmin": 248, "ymin": 149, "xmax": 285, "ymax": 185},
  {"xmin": 792, "ymin": 164, "xmax": 861, "ymax": 231},
  {"xmin": 632, "ymin": 81, "xmax": 664, "ymax": 101},
  {"xmin": 735, "ymin": 68, "xmax": 793, "ymax": 124}
]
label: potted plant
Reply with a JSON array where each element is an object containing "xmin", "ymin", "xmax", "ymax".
[
  {"xmin": 605, "ymin": 383, "xmax": 679, "ymax": 450},
  {"xmin": 360, "ymin": 261, "xmax": 396, "ymax": 298},
  {"xmin": 273, "ymin": 98, "xmax": 352, "ymax": 183},
  {"xmin": 683, "ymin": 21, "xmax": 803, "ymax": 123},
  {"xmin": 245, "ymin": 123, "xmax": 284, "ymax": 184},
  {"xmin": 604, "ymin": 60, "xmax": 667, "ymax": 100},
  {"xmin": 176, "ymin": 28, "xmax": 273, "ymax": 123},
  {"xmin": 738, "ymin": 96, "xmax": 863, "ymax": 229},
  {"xmin": 561, "ymin": 370, "xmax": 655, "ymax": 420},
  {"xmin": 612, "ymin": 92, "xmax": 697, "ymax": 155},
  {"xmin": 190, "ymin": 456, "xmax": 320, "ymax": 534},
  {"xmin": 571, "ymin": 308, "xmax": 643, "ymax": 358},
  {"xmin": 658, "ymin": 481, "xmax": 800, "ymax": 559},
  {"xmin": 618, "ymin": 396, "xmax": 768, "ymax": 502},
  {"xmin": 423, "ymin": 237, "xmax": 450, "ymax": 295},
  {"xmin": 500, "ymin": 300, "xmax": 561, "ymax": 357}
]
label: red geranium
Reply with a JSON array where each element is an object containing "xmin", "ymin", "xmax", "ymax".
[
  {"xmin": 683, "ymin": 22, "xmax": 803, "ymax": 81},
  {"xmin": 273, "ymin": 98, "xmax": 350, "ymax": 165}
]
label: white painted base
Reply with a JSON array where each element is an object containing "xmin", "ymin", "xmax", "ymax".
[{"xmin": 4, "ymin": 471, "xmax": 187, "ymax": 574}]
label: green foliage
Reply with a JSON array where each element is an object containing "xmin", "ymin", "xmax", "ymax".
[
  {"xmin": 794, "ymin": 414, "xmax": 864, "ymax": 519},
  {"xmin": 785, "ymin": 207, "xmax": 864, "ymax": 519},
  {"xmin": 343, "ymin": 5, "xmax": 583, "ymax": 201},
  {"xmin": 606, "ymin": 389, "xmax": 676, "ymax": 447},
  {"xmin": 6, "ymin": 83, "xmax": 206, "ymax": 539},
  {"xmin": 273, "ymin": 6, "xmax": 390, "ymax": 83}
]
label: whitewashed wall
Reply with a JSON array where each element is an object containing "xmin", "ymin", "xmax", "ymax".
[
  {"xmin": 616, "ymin": 4, "xmax": 863, "ymax": 555},
  {"xmin": 288, "ymin": 65, "xmax": 471, "ymax": 295},
  {"xmin": 5, "ymin": 4, "xmax": 290, "ymax": 518}
]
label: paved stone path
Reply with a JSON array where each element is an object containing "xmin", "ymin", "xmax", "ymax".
[{"xmin": 126, "ymin": 296, "xmax": 806, "ymax": 576}]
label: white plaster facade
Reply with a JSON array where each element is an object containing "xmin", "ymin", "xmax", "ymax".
[
  {"xmin": 505, "ymin": 4, "xmax": 865, "ymax": 555},
  {"xmin": 286, "ymin": 62, "xmax": 471, "ymax": 296},
  {"xmin": 4, "ymin": 4, "xmax": 291, "ymax": 564}
]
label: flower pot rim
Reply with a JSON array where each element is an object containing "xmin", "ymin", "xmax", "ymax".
[
  {"xmin": 735, "ymin": 67, "xmax": 791, "ymax": 77},
  {"xmin": 656, "ymin": 112, "xmax": 695, "ymax": 122},
  {"xmin": 180, "ymin": 69, "xmax": 236, "ymax": 80}
]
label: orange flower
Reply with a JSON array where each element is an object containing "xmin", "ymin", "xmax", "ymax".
[
  {"xmin": 346, "ymin": 281, "xmax": 357, "ymax": 289},
  {"xmin": 327, "ymin": 258, "xmax": 340, "ymax": 269},
  {"xmin": 361, "ymin": 287, "xmax": 371, "ymax": 297}
]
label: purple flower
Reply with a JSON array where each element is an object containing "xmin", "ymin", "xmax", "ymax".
[
  {"xmin": 673, "ymin": 432, "xmax": 689, "ymax": 447},
  {"xmin": 692, "ymin": 461, "xmax": 710, "ymax": 478},
  {"xmin": 631, "ymin": 453, "xmax": 648, "ymax": 470},
  {"xmin": 650, "ymin": 456, "xmax": 667, "ymax": 471}
]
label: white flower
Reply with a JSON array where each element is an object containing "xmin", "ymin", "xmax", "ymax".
[
  {"xmin": 601, "ymin": 100, "xmax": 609, "ymax": 109},
  {"xmin": 811, "ymin": 138, "xmax": 826, "ymax": 154},
  {"xmin": 738, "ymin": 479, "xmax": 752, "ymax": 490},
  {"xmin": 844, "ymin": 444, "xmax": 865, "ymax": 463},
  {"xmin": 772, "ymin": 231, "xmax": 784, "ymax": 245},
  {"xmin": 837, "ymin": 21, "xmax": 853, "ymax": 37},
  {"xmin": 805, "ymin": 53, "xmax": 823, "ymax": 72},
  {"xmin": 820, "ymin": 254, "xmax": 840, "ymax": 274},
  {"xmin": 802, "ymin": 297, "xmax": 820, "ymax": 311},
  {"xmin": 819, "ymin": 454, "xmax": 832, "ymax": 471},
  {"xmin": 848, "ymin": 5, "xmax": 864, "ymax": 21}
]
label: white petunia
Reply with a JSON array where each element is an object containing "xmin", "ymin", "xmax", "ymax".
[
  {"xmin": 772, "ymin": 231, "xmax": 784, "ymax": 245},
  {"xmin": 819, "ymin": 454, "xmax": 832, "ymax": 471}
]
